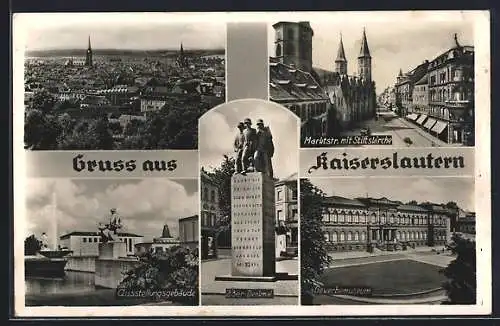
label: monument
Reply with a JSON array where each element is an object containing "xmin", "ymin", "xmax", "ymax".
[
  {"xmin": 216, "ymin": 118, "xmax": 278, "ymax": 282},
  {"xmin": 95, "ymin": 209, "xmax": 137, "ymax": 288},
  {"xmin": 97, "ymin": 208, "xmax": 126, "ymax": 259}
]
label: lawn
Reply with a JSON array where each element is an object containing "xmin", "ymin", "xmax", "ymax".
[{"xmin": 319, "ymin": 259, "xmax": 446, "ymax": 295}]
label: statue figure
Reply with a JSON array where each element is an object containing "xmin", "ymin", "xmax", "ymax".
[
  {"xmin": 253, "ymin": 119, "xmax": 274, "ymax": 178},
  {"xmin": 98, "ymin": 208, "xmax": 123, "ymax": 243},
  {"xmin": 233, "ymin": 122, "xmax": 245, "ymax": 174},
  {"xmin": 240, "ymin": 118, "xmax": 257, "ymax": 174}
]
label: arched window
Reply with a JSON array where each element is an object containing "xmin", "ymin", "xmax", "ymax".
[
  {"xmin": 324, "ymin": 232, "xmax": 330, "ymax": 242},
  {"xmin": 339, "ymin": 211, "xmax": 345, "ymax": 223},
  {"xmin": 322, "ymin": 210, "xmax": 329, "ymax": 222},
  {"xmin": 340, "ymin": 232, "xmax": 345, "ymax": 242},
  {"xmin": 371, "ymin": 213, "xmax": 377, "ymax": 224},
  {"xmin": 397, "ymin": 231, "xmax": 401, "ymax": 240},
  {"xmin": 347, "ymin": 212, "xmax": 353, "ymax": 224},
  {"xmin": 331, "ymin": 232, "xmax": 338, "ymax": 242},
  {"xmin": 360, "ymin": 212, "xmax": 366, "ymax": 224},
  {"xmin": 332, "ymin": 210, "xmax": 338, "ymax": 223},
  {"xmin": 347, "ymin": 232, "xmax": 353, "ymax": 241},
  {"xmin": 381, "ymin": 214, "xmax": 386, "ymax": 224},
  {"xmin": 390, "ymin": 214, "xmax": 395, "ymax": 224},
  {"xmin": 361, "ymin": 231, "xmax": 366, "ymax": 241},
  {"xmin": 275, "ymin": 43, "xmax": 282, "ymax": 57},
  {"xmin": 397, "ymin": 214, "xmax": 401, "ymax": 224},
  {"xmin": 354, "ymin": 231, "xmax": 360, "ymax": 241}
]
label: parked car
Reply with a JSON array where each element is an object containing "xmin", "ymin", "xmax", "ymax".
[{"xmin": 360, "ymin": 127, "xmax": 371, "ymax": 136}]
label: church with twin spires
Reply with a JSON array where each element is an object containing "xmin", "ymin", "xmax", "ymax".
[{"xmin": 269, "ymin": 22, "xmax": 377, "ymax": 139}]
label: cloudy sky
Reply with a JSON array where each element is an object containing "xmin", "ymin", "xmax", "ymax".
[
  {"xmin": 309, "ymin": 177, "xmax": 474, "ymax": 212},
  {"xmin": 18, "ymin": 13, "xmax": 225, "ymax": 51},
  {"xmin": 199, "ymin": 100, "xmax": 299, "ymax": 180},
  {"xmin": 25, "ymin": 178, "xmax": 198, "ymax": 242},
  {"xmin": 267, "ymin": 14, "xmax": 474, "ymax": 92}
]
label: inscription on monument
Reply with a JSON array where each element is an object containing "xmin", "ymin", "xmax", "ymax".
[{"xmin": 231, "ymin": 172, "xmax": 275, "ymax": 276}]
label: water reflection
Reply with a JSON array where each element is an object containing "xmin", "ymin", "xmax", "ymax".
[{"xmin": 25, "ymin": 271, "xmax": 95, "ymax": 296}]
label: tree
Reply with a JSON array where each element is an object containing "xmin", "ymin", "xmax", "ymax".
[
  {"xmin": 29, "ymin": 89, "xmax": 57, "ymax": 114},
  {"xmin": 25, "ymin": 234, "xmax": 41, "ymax": 255},
  {"xmin": 119, "ymin": 246, "xmax": 199, "ymax": 305},
  {"xmin": 204, "ymin": 155, "xmax": 235, "ymax": 247},
  {"xmin": 441, "ymin": 234, "xmax": 476, "ymax": 304},
  {"xmin": 300, "ymin": 179, "xmax": 332, "ymax": 305},
  {"xmin": 24, "ymin": 109, "xmax": 62, "ymax": 150}
]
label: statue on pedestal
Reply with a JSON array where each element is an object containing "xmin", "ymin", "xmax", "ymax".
[
  {"xmin": 98, "ymin": 208, "xmax": 123, "ymax": 243},
  {"xmin": 234, "ymin": 117, "xmax": 274, "ymax": 178}
]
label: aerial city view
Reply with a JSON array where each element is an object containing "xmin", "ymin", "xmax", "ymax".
[{"xmin": 24, "ymin": 21, "xmax": 225, "ymax": 150}]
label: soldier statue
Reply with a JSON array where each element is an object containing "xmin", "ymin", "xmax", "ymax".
[
  {"xmin": 253, "ymin": 119, "xmax": 274, "ymax": 178},
  {"xmin": 240, "ymin": 118, "xmax": 257, "ymax": 174},
  {"xmin": 233, "ymin": 122, "xmax": 245, "ymax": 174},
  {"xmin": 98, "ymin": 208, "xmax": 123, "ymax": 243}
]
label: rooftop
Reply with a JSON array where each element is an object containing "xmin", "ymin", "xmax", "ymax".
[{"xmin": 60, "ymin": 231, "xmax": 143, "ymax": 240}]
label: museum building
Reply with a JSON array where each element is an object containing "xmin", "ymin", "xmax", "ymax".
[{"xmin": 320, "ymin": 196, "xmax": 452, "ymax": 252}]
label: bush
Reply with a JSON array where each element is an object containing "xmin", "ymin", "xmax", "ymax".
[
  {"xmin": 118, "ymin": 246, "xmax": 199, "ymax": 305},
  {"xmin": 440, "ymin": 234, "xmax": 476, "ymax": 304}
]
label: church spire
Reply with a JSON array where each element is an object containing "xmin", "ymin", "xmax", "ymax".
[
  {"xmin": 88, "ymin": 35, "xmax": 92, "ymax": 50},
  {"xmin": 335, "ymin": 32, "xmax": 348, "ymax": 75},
  {"xmin": 85, "ymin": 35, "xmax": 93, "ymax": 67},
  {"xmin": 335, "ymin": 33, "xmax": 347, "ymax": 62},
  {"xmin": 358, "ymin": 27, "xmax": 371, "ymax": 58}
]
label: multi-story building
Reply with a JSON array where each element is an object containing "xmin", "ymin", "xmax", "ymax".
[
  {"xmin": 274, "ymin": 173, "xmax": 298, "ymax": 257},
  {"xmin": 320, "ymin": 196, "xmax": 452, "ymax": 252},
  {"xmin": 456, "ymin": 211, "xmax": 476, "ymax": 235},
  {"xmin": 395, "ymin": 61, "xmax": 429, "ymax": 117},
  {"xmin": 398, "ymin": 34, "xmax": 474, "ymax": 145},
  {"xmin": 140, "ymin": 86, "xmax": 171, "ymax": 113},
  {"xmin": 200, "ymin": 169, "xmax": 221, "ymax": 259},
  {"xmin": 269, "ymin": 22, "xmax": 376, "ymax": 138},
  {"xmin": 179, "ymin": 215, "xmax": 199, "ymax": 250},
  {"xmin": 59, "ymin": 231, "xmax": 143, "ymax": 257},
  {"xmin": 134, "ymin": 224, "xmax": 181, "ymax": 255}
]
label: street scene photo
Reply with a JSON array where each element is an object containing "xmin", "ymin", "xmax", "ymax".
[
  {"xmin": 22, "ymin": 14, "xmax": 225, "ymax": 150},
  {"xmin": 268, "ymin": 14, "xmax": 474, "ymax": 147},
  {"xmin": 24, "ymin": 178, "xmax": 199, "ymax": 306},
  {"xmin": 301, "ymin": 177, "xmax": 476, "ymax": 305},
  {"xmin": 198, "ymin": 99, "xmax": 299, "ymax": 305}
]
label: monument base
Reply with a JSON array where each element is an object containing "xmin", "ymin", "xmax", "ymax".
[
  {"xmin": 215, "ymin": 275, "xmax": 277, "ymax": 282},
  {"xmin": 98, "ymin": 241, "xmax": 127, "ymax": 259}
]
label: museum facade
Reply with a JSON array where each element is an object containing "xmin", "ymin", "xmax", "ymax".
[{"xmin": 321, "ymin": 196, "xmax": 453, "ymax": 252}]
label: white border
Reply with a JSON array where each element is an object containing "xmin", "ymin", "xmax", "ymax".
[{"xmin": 14, "ymin": 11, "xmax": 491, "ymax": 316}]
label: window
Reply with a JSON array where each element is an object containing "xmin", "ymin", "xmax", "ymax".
[
  {"xmin": 128, "ymin": 238, "xmax": 132, "ymax": 252},
  {"xmin": 354, "ymin": 232, "xmax": 359, "ymax": 241},
  {"xmin": 203, "ymin": 187, "xmax": 208, "ymax": 201},
  {"xmin": 324, "ymin": 232, "xmax": 330, "ymax": 241},
  {"xmin": 339, "ymin": 211, "xmax": 345, "ymax": 223},
  {"xmin": 291, "ymin": 189, "xmax": 297, "ymax": 200},
  {"xmin": 322, "ymin": 211, "xmax": 329, "ymax": 223},
  {"xmin": 277, "ymin": 210, "xmax": 284, "ymax": 221},
  {"xmin": 211, "ymin": 190, "xmax": 216, "ymax": 203},
  {"xmin": 83, "ymin": 238, "xmax": 87, "ymax": 243},
  {"xmin": 292, "ymin": 209, "xmax": 298, "ymax": 220},
  {"xmin": 339, "ymin": 232, "xmax": 345, "ymax": 242},
  {"xmin": 331, "ymin": 210, "xmax": 338, "ymax": 223},
  {"xmin": 277, "ymin": 190, "xmax": 283, "ymax": 201},
  {"xmin": 331, "ymin": 232, "xmax": 338, "ymax": 242},
  {"xmin": 347, "ymin": 232, "xmax": 353, "ymax": 241},
  {"xmin": 371, "ymin": 213, "xmax": 376, "ymax": 224},
  {"xmin": 361, "ymin": 232, "xmax": 366, "ymax": 241},
  {"xmin": 275, "ymin": 43, "xmax": 282, "ymax": 57}
]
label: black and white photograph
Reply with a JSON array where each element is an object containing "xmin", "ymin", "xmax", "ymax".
[
  {"xmin": 21, "ymin": 13, "xmax": 225, "ymax": 150},
  {"xmin": 268, "ymin": 15, "xmax": 475, "ymax": 147},
  {"xmin": 23, "ymin": 178, "xmax": 199, "ymax": 306},
  {"xmin": 198, "ymin": 99, "xmax": 299, "ymax": 305},
  {"xmin": 300, "ymin": 177, "xmax": 476, "ymax": 305}
]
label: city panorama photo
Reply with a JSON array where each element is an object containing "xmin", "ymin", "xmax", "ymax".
[
  {"xmin": 21, "ymin": 14, "xmax": 225, "ymax": 150},
  {"xmin": 268, "ymin": 15, "xmax": 475, "ymax": 148}
]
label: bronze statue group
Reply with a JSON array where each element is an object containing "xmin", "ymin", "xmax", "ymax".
[{"xmin": 233, "ymin": 118, "xmax": 274, "ymax": 178}]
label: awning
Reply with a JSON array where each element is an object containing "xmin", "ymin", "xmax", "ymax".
[
  {"xmin": 431, "ymin": 121, "xmax": 448, "ymax": 134},
  {"xmin": 416, "ymin": 114, "xmax": 428, "ymax": 125},
  {"xmin": 406, "ymin": 113, "xmax": 418, "ymax": 121},
  {"xmin": 424, "ymin": 118, "xmax": 437, "ymax": 129}
]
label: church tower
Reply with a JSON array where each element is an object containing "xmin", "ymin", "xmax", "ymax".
[
  {"xmin": 85, "ymin": 35, "xmax": 93, "ymax": 67},
  {"xmin": 273, "ymin": 21, "xmax": 314, "ymax": 72},
  {"xmin": 357, "ymin": 28, "xmax": 372, "ymax": 81},
  {"xmin": 335, "ymin": 33, "xmax": 348, "ymax": 75}
]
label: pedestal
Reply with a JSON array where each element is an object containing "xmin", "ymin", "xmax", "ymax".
[
  {"xmin": 215, "ymin": 172, "xmax": 276, "ymax": 282},
  {"xmin": 98, "ymin": 241, "xmax": 127, "ymax": 259}
]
